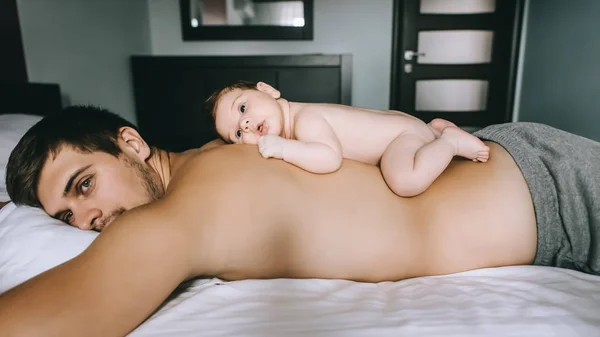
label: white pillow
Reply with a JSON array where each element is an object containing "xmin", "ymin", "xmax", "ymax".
[
  {"xmin": 0, "ymin": 202, "xmax": 98, "ymax": 293},
  {"xmin": 0, "ymin": 114, "xmax": 43, "ymax": 202}
]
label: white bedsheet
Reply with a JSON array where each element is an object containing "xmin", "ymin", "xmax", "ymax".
[{"xmin": 132, "ymin": 266, "xmax": 600, "ymax": 337}]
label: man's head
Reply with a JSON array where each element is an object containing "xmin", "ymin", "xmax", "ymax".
[
  {"xmin": 207, "ymin": 81, "xmax": 286, "ymax": 145},
  {"xmin": 6, "ymin": 105, "xmax": 165, "ymax": 231}
]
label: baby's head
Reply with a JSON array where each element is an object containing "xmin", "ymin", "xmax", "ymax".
[{"xmin": 207, "ymin": 81, "xmax": 286, "ymax": 145}]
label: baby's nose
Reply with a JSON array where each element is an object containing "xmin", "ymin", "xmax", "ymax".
[{"xmin": 240, "ymin": 118, "xmax": 253, "ymax": 131}]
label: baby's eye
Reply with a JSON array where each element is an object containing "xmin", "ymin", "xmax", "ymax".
[
  {"xmin": 236, "ymin": 129, "xmax": 242, "ymax": 138},
  {"xmin": 240, "ymin": 104, "xmax": 246, "ymax": 113}
]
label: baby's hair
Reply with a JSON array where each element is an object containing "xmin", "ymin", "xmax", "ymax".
[{"xmin": 205, "ymin": 80, "xmax": 259, "ymax": 121}]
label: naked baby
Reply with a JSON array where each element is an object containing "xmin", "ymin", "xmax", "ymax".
[{"xmin": 209, "ymin": 81, "xmax": 490, "ymax": 196}]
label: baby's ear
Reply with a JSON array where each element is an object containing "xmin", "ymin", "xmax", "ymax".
[{"xmin": 257, "ymin": 82, "xmax": 281, "ymax": 99}]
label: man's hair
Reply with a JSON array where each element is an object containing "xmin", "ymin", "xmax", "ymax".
[
  {"xmin": 6, "ymin": 105, "xmax": 138, "ymax": 207},
  {"xmin": 204, "ymin": 80, "xmax": 258, "ymax": 121}
]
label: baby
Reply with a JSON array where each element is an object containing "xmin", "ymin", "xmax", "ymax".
[{"xmin": 207, "ymin": 81, "xmax": 489, "ymax": 197}]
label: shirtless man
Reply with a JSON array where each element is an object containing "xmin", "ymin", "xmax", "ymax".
[
  {"xmin": 0, "ymin": 105, "xmax": 598, "ymax": 337},
  {"xmin": 209, "ymin": 81, "xmax": 490, "ymax": 196}
]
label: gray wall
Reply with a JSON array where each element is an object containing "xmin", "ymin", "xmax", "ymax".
[
  {"xmin": 22, "ymin": 0, "xmax": 599, "ymax": 137},
  {"xmin": 517, "ymin": 0, "xmax": 600, "ymax": 141},
  {"xmin": 148, "ymin": 0, "xmax": 394, "ymax": 110},
  {"xmin": 17, "ymin": 0, "xmax": 152, "ymax": 124}
]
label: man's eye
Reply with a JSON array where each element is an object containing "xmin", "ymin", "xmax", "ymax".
[
  {"xmin": 80, "ymin": 178, "xmax": 91, "ymax": 192},
  {"xmin": 65, "ymin": 211, "xmax": 73, "ymax": 224},
  {"xmin": 236, "ymin": 129, "xmax": 242, "ymax": 138},
  {"xmin": 240, "ymin": 104, "xmax": 246, "ymax": 113}
]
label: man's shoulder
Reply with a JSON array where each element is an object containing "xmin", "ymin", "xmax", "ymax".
[
  {"xmin": 166, "ymin": 144, "xmax": 260, "ymax": 195},
  {"xmin": 198, "ymin": 138, "xmax": 226, "ymax": 152},
  {"xmin": 186, "ymin": 143, "xmax": 260, "ymax": 167}
]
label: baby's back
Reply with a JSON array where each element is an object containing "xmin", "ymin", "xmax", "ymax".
[{"xmin": 309, "ymin": 104, "xmax": 432, "ymax": 164}]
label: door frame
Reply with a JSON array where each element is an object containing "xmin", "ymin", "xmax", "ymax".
[{"xmin": 389, "ymin": 0, "xmax": 526, "ymax": 124}]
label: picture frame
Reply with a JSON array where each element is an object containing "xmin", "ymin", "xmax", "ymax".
[{"xmin": 179, "ymin": 0, "xmax": 314, "ymax": 41}]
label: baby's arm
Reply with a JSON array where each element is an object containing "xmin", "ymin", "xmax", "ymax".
[{"xmin": 259, "ymin": 111, "xmax": 342, "ymax": 174}]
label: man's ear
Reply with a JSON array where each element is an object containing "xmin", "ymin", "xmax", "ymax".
[
  {"xmin": 256, "ymin": 81, "xmax": 281, "ymax": 99},
  {"xmin": 117, "ymin": 126, "xmax": 152, "ymax": 161}
]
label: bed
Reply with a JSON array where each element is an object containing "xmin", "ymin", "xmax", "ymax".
[
  {"xmin": 2, "ymin": 83, "xmax": 600, "ymax": 336},
  {"xmin": 132, "ymin": 267, "xmax": 600, "ymax": 337}
]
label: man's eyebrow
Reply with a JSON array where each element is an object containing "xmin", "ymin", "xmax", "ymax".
[{"xmin": 63, "ymin": 164, "xmax": 92, "ymax": 197}]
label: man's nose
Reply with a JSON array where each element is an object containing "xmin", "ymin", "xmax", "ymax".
[{"xmin": 73, "ymin": 206, "xmax": 102, "ymax": 231}]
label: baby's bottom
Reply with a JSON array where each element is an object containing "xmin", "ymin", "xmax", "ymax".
[{"xmin": 380, "ymin": 119, "xmax": 489, "ymax": 197}]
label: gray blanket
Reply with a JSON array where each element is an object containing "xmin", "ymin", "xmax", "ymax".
[{"xmin": 474, "ymin": 122, "xmax": 600, "ymax": 275}]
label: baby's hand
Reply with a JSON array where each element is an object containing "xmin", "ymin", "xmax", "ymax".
[{"xmin": 258, "ymin": 135, "xmax": 286, "ymax": 159}]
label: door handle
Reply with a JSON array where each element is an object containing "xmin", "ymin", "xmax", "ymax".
[{"xmin": 404, "ymin": 50, "xmax": 426, "ymax": 61}]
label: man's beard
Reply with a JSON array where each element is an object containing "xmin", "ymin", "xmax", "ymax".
[
  {"xmin": 94, "ymin": 156, "xmax": 164, "ymax": 231},
  {"xmin": 96, "ymin": 207, "xmax": 126, "ymax": 231},
  {"xmin": 124, "ymin": 156, "xmax": 165, "ymax": 202}
]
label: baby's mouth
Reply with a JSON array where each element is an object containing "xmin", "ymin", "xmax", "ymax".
[{"xmin": 257, "ymin": 123, "xmax": 265, "ymax": 135}]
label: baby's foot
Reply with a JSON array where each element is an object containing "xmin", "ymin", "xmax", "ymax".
[
  {"xmin": 440, "ymin": 126, "xmax": 490, "ymax": 162},
  {"xmin": 428, "ymin": 118, "xmax": 457, "ymax": 138}
]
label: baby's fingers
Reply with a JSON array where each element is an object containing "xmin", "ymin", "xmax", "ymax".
[{"xmin": 258, "ymin": 144, "xmax": 271, "ymax": 158}]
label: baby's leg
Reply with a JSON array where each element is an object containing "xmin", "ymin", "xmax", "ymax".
[
  {"xmin": 440, "ymin": 126, "xmax": 490, "ymax": 162},
  {"xmin": 427, "ymin": 118, "xmax": 490, "ymax": 161},
  {"xmin": 381, "ymin": 133, "xmax": 455, "ymax": 197},
  {"xmin": 427, "ymin": 118, "xmax": 456, "ymax": 138},
  {"xmin": 380, "ymin": 128, "xmax": 489, "ymax": 197},
  {"xmin": 381, "ymin": 133, "xmax": 454, "ymax": 197}
]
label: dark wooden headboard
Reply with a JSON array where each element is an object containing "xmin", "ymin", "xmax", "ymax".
[
  {"xmin": 0, "ymin": 82, "xmax": 62, "ymax": 116},
  {"xmin": 131, "ymin": 54, "xmax": 352, "ymax": 151}
]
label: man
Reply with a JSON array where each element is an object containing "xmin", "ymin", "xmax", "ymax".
[{"xmin": 0, "ymin": 105, "xmax": 598, "ymax": 336}]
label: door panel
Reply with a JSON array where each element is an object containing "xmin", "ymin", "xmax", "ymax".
[
  {"xmin": 415, "ymin": 79, "xmax": 488, "ymax": 111},
  {"xmin": 390, "ymin": 0, "xmax": 524, "ymax": 127},
  {"xmin": 416, "ymin": 30, "xmax": 494, "ymax": 64},
  {"xmin": 419, "ymin": 0, "xmax": 496, "ymax": 14}
]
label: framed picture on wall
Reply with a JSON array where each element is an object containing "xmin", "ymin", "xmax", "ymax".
[{"xmin": 179, "ymin": 0, "xmax": 314, "ymax": 40}]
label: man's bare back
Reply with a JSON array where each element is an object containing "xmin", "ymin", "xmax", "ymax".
[
  {"xmin": 212, "ymin": 81, "xmax": 490, "ymax": 197},
  {"xmin": 0, "ymin": 140, "xmax": 536, "ymax": 336},
  {"xmin": 173, "ymin": 143, "xmax": 536, "ymax": 282}
]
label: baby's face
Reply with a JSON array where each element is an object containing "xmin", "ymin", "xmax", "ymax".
[{"xmin": 214, "ymin": 85, "xmax": 284, "ymax": 145}]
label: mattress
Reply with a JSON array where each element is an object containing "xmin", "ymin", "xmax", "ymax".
[{"xmin": 132, "ymin": 266, "xmax": 600, "ymax": 337}]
